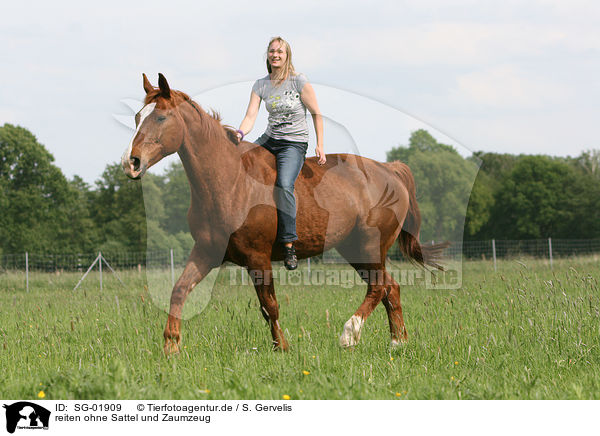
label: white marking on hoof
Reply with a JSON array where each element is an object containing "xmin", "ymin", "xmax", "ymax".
[
  {"xmin": 339, "ymin": 315, "xmax": 364, "ymax": 347},
  {"xmin": 390, "ymin": 339, "xmax": 404, "ymax": 348}
]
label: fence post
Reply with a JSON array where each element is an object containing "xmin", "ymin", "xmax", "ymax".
[
  {"xmin": 548, "ymin": 238, "xmax": 553, "ymax": 269},
  {"xmin": 492, "ymin": 239, "xmax": 497, "ymax": 272},
  {"xmin": 99, "ymin": 251, "xmax": 103, "ymax": 291},
  {"xmin": 25, "ymin": 252, "xmax": 29, "ymax": 293},
  {"xmin": 170, "ymin": 248, "xmax": 175, "ymax": 288},
  {"xmin": 307, "ymin": 257, "xmax": 311, "ymax": 275}
]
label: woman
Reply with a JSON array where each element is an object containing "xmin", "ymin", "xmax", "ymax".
[{"xmin": 236, "ymin": 36, "xmax": 326, "ymax": 270}]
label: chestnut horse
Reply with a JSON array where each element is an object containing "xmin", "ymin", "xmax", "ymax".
[{"xmin": 122, "ymin": 74, "xmax": 446, "ymax": 355}]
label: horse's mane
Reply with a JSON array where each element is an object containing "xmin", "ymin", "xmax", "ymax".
[{"xmin": 144, "ymin": 88, "xmax": 239, "ymax": 145}]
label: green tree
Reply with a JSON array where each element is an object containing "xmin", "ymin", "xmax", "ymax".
[
  {"xmin": 160, "ymin": 162, "xmax": 191, "ymax": 235},
  {"xmin": 142, "ymin": 172, "xmax": 185, "ymax": 253},
  {"xmin": 470, "ymin": 152, "xmax": 519, "ymax": 187},
  {"xmin": 463, "ymin": 152, "xmax": 519, "ymax": 239},
  {"xmin": 487, "ymin": 156, "xmax": 592, "ymax": 239},
  {"xmin": 387, "ymin": 129, "xmax": 478, "ymax": 241},
  {"xmin": 572, "ymin": 149, "xmax": 600, "ymax": 179},
  {"xmin": 58, "ymin": 176, "xmax": 100, "ymax": 252},
  {"xmin": 90, "ymin": 163, "xmax": 146, "ymax": 253},
  {"xmin": 0, "ymin": 124, "xmax": 88, "ymax": 253},
  {"xmin": 464, "ymin": 170, "xmax": 495, "ymax": 238}
]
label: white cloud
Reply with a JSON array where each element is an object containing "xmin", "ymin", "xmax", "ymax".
[
  {"xmin": 450, "ymin": 65, "xmax": 573, "ymax": 108},
  {"xmin": 2, "ymin": 0, "xmax": 599, "ymax": 183},
  {"xmin": 294, "ymin": 21, "xmax": 589, "ymax": 70}
]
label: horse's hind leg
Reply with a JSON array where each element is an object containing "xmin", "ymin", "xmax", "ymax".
[
  {"xmin": 381, "ymin": 271, "xmax": 408, "ymax": 345},
  {"xmin": 247, "ymin": 257, "xmax": 289, "ymax": 351},
  {"xmin": 164, "ymin": 246, "xmax": 213, "ymax": 356},
  {"xmin": 338, "ymin": 261, "xmax": 387, "ymax": 347}
]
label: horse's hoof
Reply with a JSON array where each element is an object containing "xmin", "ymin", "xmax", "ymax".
[
  {"xmin": 273, "ymin": 341, "xmax": 290, "ymax": 352},
  {"xmin": 339, "ymin": 337, "xmax": 357, "ymax": 348},
  {"xmin": 164, "ymin": 341, "xmax": 181, "ymax": 357},
  {"xmin": 390, "ymin": 338, "xmax": 407, "ymax": 348},
  {"xmin": 339, "ymin": 315, "xmax": 364, "ymax": 348}
]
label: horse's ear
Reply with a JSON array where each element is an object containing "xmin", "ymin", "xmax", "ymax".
[
  {"xmin": 158, "ymin": 73, "xmax": 171, "ymax": 99},
  {"xmin": 142, "ymin": 73, "xmax": 153, "ymax": 94}
]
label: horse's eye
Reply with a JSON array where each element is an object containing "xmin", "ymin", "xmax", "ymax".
[{"xmin": 156, "ymin": 115, "xmax": 167, "ymax": 122}]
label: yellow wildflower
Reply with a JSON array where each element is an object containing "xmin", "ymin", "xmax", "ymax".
[
  {"xmin": 37, "ymin": 391, "xmax": 46, "ymax": 399},
  {"xmin": 302, "ymin": 370, "xmax": 310, "ymax": 375},
  {"xmin": 282, "ymin": 394, "xmax": 290, "ymax": 400}
]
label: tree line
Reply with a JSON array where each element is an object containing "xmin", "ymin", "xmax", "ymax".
[
  {"xmin": 0, "ymin": 123, "xmax": 193, "ymax": 257},
  {"xmin": 387, "ymin": 129, "xmax": 600, "ymax": 241},
  {"xmin": 1, "ymin": 123, "xmax": 599, "ymax": 256}
]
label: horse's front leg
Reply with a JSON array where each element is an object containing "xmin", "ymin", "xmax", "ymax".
[
  {"xmin": 164, "ymin": 247, "xmax": 213, "ymax": 356},
  {"xmin": 247, "ymin": 257, "xmax": 289, "ymax": 351}
]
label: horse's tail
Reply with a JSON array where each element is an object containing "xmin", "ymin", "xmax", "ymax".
[{"xmin": 386, "ymin": 161, "xmax": 449, "ymax": 271}]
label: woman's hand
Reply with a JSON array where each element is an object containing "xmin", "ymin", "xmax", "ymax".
[{"xmin": 316, "ymin": 145, "xmax": 326, "ymax": 165}]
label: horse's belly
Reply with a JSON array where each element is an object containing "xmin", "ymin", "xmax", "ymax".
[{"xmin": 295, "ymin": 194, "xmax": 358, "ymax": 254}]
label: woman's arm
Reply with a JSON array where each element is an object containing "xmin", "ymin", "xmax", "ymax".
[
  {"xmin": 301, "ymin": 83, "xmax": 326, "ymax": 165},
  {"xmin": 237, "ymin": 91, "xmax": 261, "ymax": 140}
]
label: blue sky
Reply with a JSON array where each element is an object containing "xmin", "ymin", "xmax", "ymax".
[{"xmin": 2, "ymin": 0, "xmax": 599, "ymax": 184}]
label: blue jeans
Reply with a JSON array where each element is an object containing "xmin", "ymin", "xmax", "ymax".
[{"xmin": 255, "ymin": 134, "xmax": 307, "ymax": 243}]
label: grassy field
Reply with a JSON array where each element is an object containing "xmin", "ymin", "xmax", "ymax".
[{"xmin": 0, "ymin": 256, "xmax": 599, "ymax": 400}]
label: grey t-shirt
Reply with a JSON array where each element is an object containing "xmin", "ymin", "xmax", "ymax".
[{"xmin": 252, "ymin": 73, "xmax": 309, "ymax": 143}]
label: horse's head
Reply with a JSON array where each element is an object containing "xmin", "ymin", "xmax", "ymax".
[{"xmin": 122, "ymin": 73, "xmax": 185, "ymax": 179}]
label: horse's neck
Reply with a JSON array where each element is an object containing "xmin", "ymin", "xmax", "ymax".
[{"xmin": 177, "ymin": 103, "xmax": 242, "ymax": 207}]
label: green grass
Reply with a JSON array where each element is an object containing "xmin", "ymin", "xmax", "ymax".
[{"xmin": 0, "ymin": 256, "xmax": 599, "ymax": 399}]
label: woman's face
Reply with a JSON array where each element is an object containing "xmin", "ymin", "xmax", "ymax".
[{"xmin": 268, "ymin": 41, "xmax": 287, "ymax": 69}]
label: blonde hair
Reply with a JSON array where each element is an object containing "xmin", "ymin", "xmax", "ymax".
[{"xmin": 266, "ymin": 36, "xmax": 296, "ymax": 86}]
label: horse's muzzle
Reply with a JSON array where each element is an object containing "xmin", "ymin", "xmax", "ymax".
[{"xmin": 122, "ymin": 155, "xmax": 147, "ymax": 179}]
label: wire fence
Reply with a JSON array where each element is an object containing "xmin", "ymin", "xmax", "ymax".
[{"xmin": 1, "ymin": 238, "xmax": 599, "ymax": 273}]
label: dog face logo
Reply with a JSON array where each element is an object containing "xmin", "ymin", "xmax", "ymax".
[{"xmin": 3, "ymin": 402, "xmax": 51, "ymax": 433}]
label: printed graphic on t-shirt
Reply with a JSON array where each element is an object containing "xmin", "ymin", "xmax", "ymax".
[
  {"xmin": 267, "ymin": 90, "xmax": 301, "ymax": 130},
  {"xmin": 252, "ymin": 73, "xmax": 309, "ymax": 142}
]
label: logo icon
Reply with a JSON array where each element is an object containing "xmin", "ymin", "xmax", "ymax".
[{"xmin": 3, "ymin": 402, "xmax": 51, "ymax": 433}]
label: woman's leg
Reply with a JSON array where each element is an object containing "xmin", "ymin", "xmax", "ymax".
[{"xmin": 273, "ymin": 143, "xmax": 307, "ymax": 243}]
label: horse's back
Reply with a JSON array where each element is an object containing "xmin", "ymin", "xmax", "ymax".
[
  {"xmin": 229, "ymin": 146, "xmax": 409, "ymax": 259},
  {"xmin": 299, "ymin": 153, "xmax": 408, "ymax": 206},
  {"xmin": 236, "ymin": 146, "xmax": 407, "ymax": 214}
]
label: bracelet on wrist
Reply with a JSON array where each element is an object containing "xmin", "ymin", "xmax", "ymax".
[{"xmin": 236, "ymin": 129, "xmax": 245, "ymax": 141}]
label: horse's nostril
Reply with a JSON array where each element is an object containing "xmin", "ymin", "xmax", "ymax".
[{"xmin": 130, "ymin": 157, "xmax": 141, "ymax": 171}]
